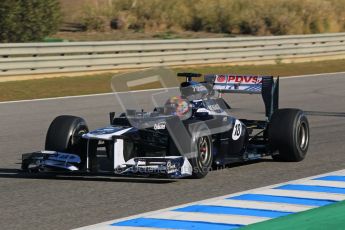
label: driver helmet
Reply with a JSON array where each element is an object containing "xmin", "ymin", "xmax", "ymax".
[{"xmin": 164, "ymin": 96, "xmax": 192, "ymax": 119}]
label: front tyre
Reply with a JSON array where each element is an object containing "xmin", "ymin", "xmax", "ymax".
[
  {"xmin": 45, "ymin": 115, "xmax": 89, "ymax": 165},
  {"xmin": 269, "ymin": 109, "xmax": 310, "ymax": 162},
  {"xmin": 190, "ymin": 135, "xmax": 213, "ymax": 178}
]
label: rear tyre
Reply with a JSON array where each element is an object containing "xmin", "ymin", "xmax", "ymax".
[
  {"xmin": 269, "ymin": 109, "xmax": 309, "ymax": 162},
  {"xmin": 45, "ymin": 115, "xmax": 89, "ymax": 165}
]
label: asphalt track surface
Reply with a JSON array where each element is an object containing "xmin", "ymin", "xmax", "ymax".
[{"xmin": 1, "ymin": 73, "xmax": 345, "ymax": 229}]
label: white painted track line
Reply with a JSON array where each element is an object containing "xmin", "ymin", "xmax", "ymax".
[
  {"xmin": 257, "ymin": 189, "xmax": 345, "ymax": 201},
  {"xmin": 293, "ymin": 180, "xmax": 345, "ymax": 188},
  {"xmin": 0, "ymin": 87, "xmax": 177, "ymax": 105},
  {"xmin": 328, "ymin": 171, "xmax": 345, "ymax": 176},
  {"xmin": 282, "ymin": 71, "xmax": 345, "ymax": 79},
  {"xmin": 204, "ymin": 199, "xmax": 314, "ymax": 212},
  {"xmin": 1, "ymin": 71, "xmax": 344, "ymax": 105},
  {"xmin": 147, "ymin": 211, "xmax": 269, "ymax": 225}
]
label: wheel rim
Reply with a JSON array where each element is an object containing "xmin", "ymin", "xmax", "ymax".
[
  {"xmin": 297, "ymin": 121, "xmax": 308, "ymax": 151},
  {"xmin": 198, "ymin": 137, "xmax": 210, "ymax": 165},
  {"xmin": 71, "ymin": 124, "xmax": 88, "ymax": 147}
]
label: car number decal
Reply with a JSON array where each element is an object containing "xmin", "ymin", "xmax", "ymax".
[{"xmin": 232, "ymin": 120, "xmax": 242, "ymax": 140}]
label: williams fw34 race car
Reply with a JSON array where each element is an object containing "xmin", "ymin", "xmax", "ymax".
[{"xmin": 22, "ymin": 72, "xmax": 310, "ymax": 179}]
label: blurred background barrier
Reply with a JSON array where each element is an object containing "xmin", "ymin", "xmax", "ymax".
[{"xmin": 1, "ymin": 32, "xmax": 345, "ymax": 76}]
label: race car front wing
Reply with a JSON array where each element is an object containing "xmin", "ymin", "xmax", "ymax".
[{"xmin": 21, "ymin": 151, "xmax": 192, "ymax": 178}]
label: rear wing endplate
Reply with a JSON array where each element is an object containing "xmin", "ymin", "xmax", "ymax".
[{"xmin": 205, "ymin": 74, "xmax": 279, "ymax": 119}]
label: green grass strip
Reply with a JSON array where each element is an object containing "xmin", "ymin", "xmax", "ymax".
[{"xmin": 241, "ymin": 200, "xmax": 345, "ymax": 230}]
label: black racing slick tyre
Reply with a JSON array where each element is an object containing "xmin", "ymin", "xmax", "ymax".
[
  {"xmin": 187, "ymin": 123, "xmax": 213, "ymax": 179},
  {"xmin": 190, "ymin": 135, "xmax": 213, "ymax": 178},
  {"xmin": 269, "ymin": 109, "xmax": 309, "ymax": 162},
  {"xmin": 45, "ymin": 115, "xmax": 89, "ymax": 164}
]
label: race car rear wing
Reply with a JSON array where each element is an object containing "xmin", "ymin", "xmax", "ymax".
[{"xmin": 204, "ymin": 74, "xmax": 279, "ymax": 119}]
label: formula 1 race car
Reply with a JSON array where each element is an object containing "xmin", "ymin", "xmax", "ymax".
[{"xmin": 21, "ymin": 72, "xmax": 310, "ymax": 179}]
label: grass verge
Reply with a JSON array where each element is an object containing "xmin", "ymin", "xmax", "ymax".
[
  {"xmin": 1, "ymin": 59, "xmax": 345, "ymax": 102},
  {"xmin": 241, "ymin": 200, "xmax": 345, "ymax": 230}
]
